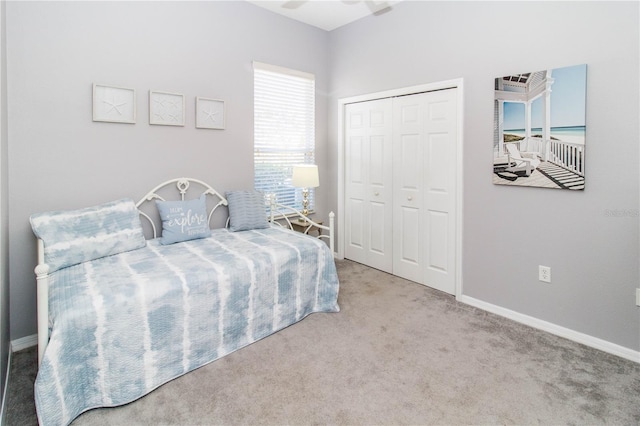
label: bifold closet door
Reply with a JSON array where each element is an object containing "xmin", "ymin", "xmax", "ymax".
[
  {"xmin": 344, "ymin": 99, "xmax": 393, "ymax": 273},
  {"xmin": 393, "ymin": 89, "xmax": 458, "ymax": 294}
]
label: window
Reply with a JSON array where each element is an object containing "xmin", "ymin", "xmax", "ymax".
[{"xmin": 253, "ymin": 61, "xmax": 315, "ymax": 211}]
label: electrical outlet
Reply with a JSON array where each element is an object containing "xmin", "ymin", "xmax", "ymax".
[{"xmin": 539, "ymin": 265, "xmax": 551, "ymax": 283}]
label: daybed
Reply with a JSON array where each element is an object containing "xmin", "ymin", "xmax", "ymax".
[{"xmin": 30, "ymin": 178, "xmax": 339, "ymax": 426}]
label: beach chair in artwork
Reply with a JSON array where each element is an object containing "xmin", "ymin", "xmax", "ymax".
[{"xmin": 505, "ymin": 144, "xmax": 541, "ymax": 176}]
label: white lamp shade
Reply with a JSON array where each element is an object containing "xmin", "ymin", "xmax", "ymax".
[{"xmin": 292, "ymin": 164, "xmax": 319, "ymax": 188}]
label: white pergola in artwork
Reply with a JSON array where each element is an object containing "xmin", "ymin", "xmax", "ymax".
[{"xmin": 494, "ymin": 71, "xmax": 554, "ymax": 161}]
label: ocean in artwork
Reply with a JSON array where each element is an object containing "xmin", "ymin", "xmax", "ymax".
[{"xmin": 503, "ymin": 126, "xmax": 585, "ymax": 145}]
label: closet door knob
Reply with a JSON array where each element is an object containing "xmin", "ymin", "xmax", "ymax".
[
  {"xmin": 374, "ymin": 191, "xmax": 379, "ymax": 196},
  {"xmin": 407, "ymin": 196, "xmax": 413, "ymax": 201}
]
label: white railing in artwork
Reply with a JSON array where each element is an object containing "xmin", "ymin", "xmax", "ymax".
[
  {"xmin": 510, "ymin": 137, "xmax": 585, "ymax": 177},
  {"xmin": 548, "ymin": 139, "xmax": 585, "ymax": 176}
]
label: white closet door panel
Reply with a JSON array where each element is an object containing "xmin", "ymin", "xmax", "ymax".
[
  {"xmin": 345, "ymin": 105, "xmax": 367, "ymax": 264},
  {"xmin": 366, "ymin": 99, "xmax": 393, "ymax": 273},
  {"xmin": 392, "ymin": 88, "xmax": 457, "ymax": 293},
  {"xmin": 369, "ymin": 201, "xmax": 388, "ymax": 254},
  {"xmin": 370, "ymin": 109, "xmax": 386, "ymax": 127},
  {"xmin": 427, "ymin": 98, "xmax": 449, "ymax": 123},
  {"xmin": 369, "ymin": 135, "xmax": 387, "ymax": 189},
  {"xmin": 422, "ymin": 89, "xmax": 457, "ymax": 294},
  {"xmin": 397, "ymin": 134, "xmax": 422, "ymax": 209},
  {"xmin": 346, "ymin": 198, "xmax": 366, "ymax": 263},
  {"xmin": 395, "ymin": 205, "xmax": 422, "ymax": 283},
  {"xmin": 400, "ymin": 135, "xmax": 420, "ymax": 190},
  {"xmin": 345, "ymin": 99, "xmax": 393, "ymax": 273},
  {"xmin": 400, "ymin": 101, "xmax": 420, "ymax": 125},
  {"xmin": 349, "ymin": 109, "xmax": 365, "ymax": 128},
  {"xmin": 392, "ymin": 96, "xmax": 424, "ymax": 283},
  {"xmin": 426, "ymin": 210, "xmax": 448, "ymax": 271},
  {"xmin": 348, "ymin": 136, "xmax": 364, "ymax": 186},
  {"xmin": 345, "ymin": 139, "xmax": 366, "ymax": 264},
  {"xmin": 400, "ymin": 207, "xmax": 420, "ymax": 262},
  {"xmin": 425, "ymin": 209, "xmax": 451, "ymax": 292},
  {"xmin": 426, "ymin": 133, "xmax": 450, "ymax": 195}
]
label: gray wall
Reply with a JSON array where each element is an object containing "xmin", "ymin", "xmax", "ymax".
[
  {"xmin": 6, "ymin": 1, "xmax": 329, "ymax": 340},
  {"xmin": 5, "ymin": 1, "xmax": 640, "ymax": 355},
  {"xmin": 328, "ymin": 1, "xmax": 640, "ymax": 351},
  {"xmin": 1, "ymin": 0, "xmax": 10, "ymax": 414}
]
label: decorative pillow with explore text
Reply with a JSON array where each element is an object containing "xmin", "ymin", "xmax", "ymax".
[
  {"xmin": 156, "ymin": 194, "xmax": 211, "ymax": 245},
  {"xmin": 225, "ymin": 190, "xmax": 269, "ymax": 232},
  {"xmin": 30, "ymin": 198, "xmax": 147, "ymax": 272}
]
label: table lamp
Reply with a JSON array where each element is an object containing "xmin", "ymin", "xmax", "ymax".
[{"xmin": 292, "ymin": 164, "xmax": 319, "ymax": 222}]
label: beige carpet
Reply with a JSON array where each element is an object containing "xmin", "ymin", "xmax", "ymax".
[{"xmin": 7, "ymin": 259, "xmax": 640, "ymax": 425}]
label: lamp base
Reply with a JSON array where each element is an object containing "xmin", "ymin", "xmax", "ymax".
[{"xmin": 300, "ymin": 188, "xmax": 310, "ymax": 219}]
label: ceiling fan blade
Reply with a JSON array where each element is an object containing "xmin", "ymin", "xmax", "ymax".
[
  {"xmin": 282, "ymin": 0, "xmax": 307, "ymax": 10},
  {"xmin": 364, "ymin": 0, "xmax": 392, "ymax": 15}
]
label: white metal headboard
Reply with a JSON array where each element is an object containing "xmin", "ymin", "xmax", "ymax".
[{"xmin": 135, "ymin": 177, "xmax": 228, "ymax": 239}]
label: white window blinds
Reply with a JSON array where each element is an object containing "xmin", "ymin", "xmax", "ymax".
[{"xmin": 253, "ymin": 61, "xmax": 315, "ymax": 211}]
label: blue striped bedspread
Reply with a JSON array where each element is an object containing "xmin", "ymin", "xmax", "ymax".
[{"xmin": 35, "ymin": 226, "xmax": 340, "ymax": 426}]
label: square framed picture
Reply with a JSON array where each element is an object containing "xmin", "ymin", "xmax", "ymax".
[
  {"xmin": 196, "ymin": 97, "xmax": 225, "ymax": 129},
  {"xmin": 149, "ymin": 91, "xmax": 185, "ymax": 126},
  {"xmin": 93, "ymin": 84, "xmax": 136, "ymax": 124}
]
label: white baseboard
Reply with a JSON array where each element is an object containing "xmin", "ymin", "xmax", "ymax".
[
  {"xmin": 10, "ymin": 334, "xmax": 37, "ymax": 353},
  {"xmin": 458, "ymin": 295, "xmax": 640, "ymax": 364}
]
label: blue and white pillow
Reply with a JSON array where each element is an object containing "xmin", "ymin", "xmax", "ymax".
[
  {"xmin": 30, "ymin": 198, "xmax": 147, "ymax": 272},
  {"xmin": 225, "ymin": 190, "xmax": 269, "ymax": 232},
  {"xmin": 156, "ymin": 194, "xmax": 211, "ymax": 245}
]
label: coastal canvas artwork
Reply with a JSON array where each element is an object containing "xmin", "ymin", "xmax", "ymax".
[{"xmin": 493, "ymin": 64, "xmax": 587, "ymax": 190}]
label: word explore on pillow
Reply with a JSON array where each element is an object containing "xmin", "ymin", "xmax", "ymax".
[{"xmin": 156, "ymin": 194, "xmax": 211, "ymax": 245}]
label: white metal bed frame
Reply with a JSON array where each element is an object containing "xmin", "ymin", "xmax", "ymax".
[{"xmin": 35, "ymin": 177, "xmax": 335, "ymax": 365}]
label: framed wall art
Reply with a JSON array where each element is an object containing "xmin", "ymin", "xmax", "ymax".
[
  {"xmin": 493, "ymin": 63, "xmax": 587, "ymax": 190},
  {"xmin": 196, "ymin": 97, "xmax": 225, "ymax": 130},
  {"xmin": 92, "ymin": 83, "xmax": 136, "ymax": 124},
  {"xmin": 149, "ymin": 91, "xmax": 185, "ymax": 126}
]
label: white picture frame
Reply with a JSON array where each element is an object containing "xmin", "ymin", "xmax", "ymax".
[
  {"xmin": 92, "ymin": 83, "xmax": 136, "ymax": 124},
  {"xmin": 149, "ymin": 90, "xmax": 185, "ymax": 126},
  {"xmin": 492, "ymin": 64, "xmax": 586, "ymax": 190},
  {"xmin": 196, "ymin": 97, "xmax": 225, "ymax": 129}
]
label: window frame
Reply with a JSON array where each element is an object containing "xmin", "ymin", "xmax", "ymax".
[{"xmin": 253, "ymin": 61, "xmax": 316, "ymax": 213}]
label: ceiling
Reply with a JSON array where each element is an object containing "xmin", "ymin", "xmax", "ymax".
[{"xmin": 246, "ymin": 0, "xmax": 403, "ymax": 31}]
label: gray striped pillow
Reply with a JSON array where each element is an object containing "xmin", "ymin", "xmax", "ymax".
[{"xmin": 226, "ymin": 190, "xmax": 269, "ymax": 232}]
